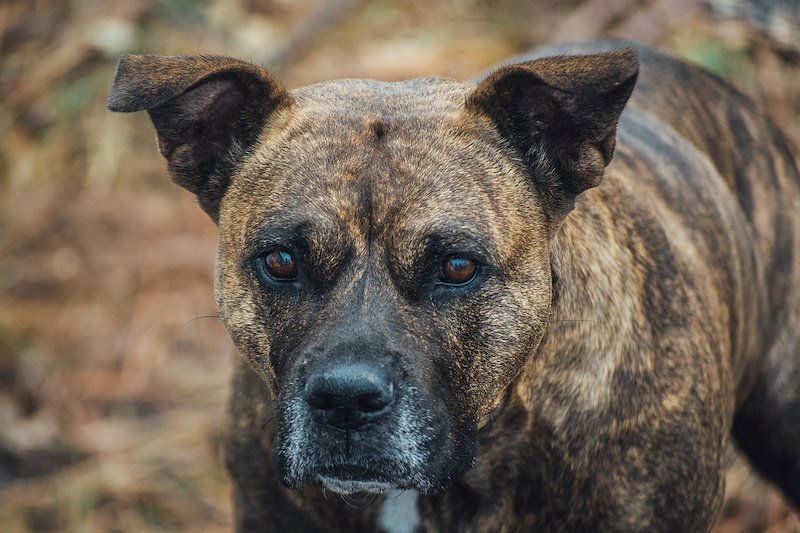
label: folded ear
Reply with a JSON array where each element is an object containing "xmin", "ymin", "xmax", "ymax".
[
  {"xmin": 108, "ymin": 54, "xmax": 293, "ymax": 221},
  {"xmin": 467, "ymin": 48, "xmax": 638, "ymax": 224}
]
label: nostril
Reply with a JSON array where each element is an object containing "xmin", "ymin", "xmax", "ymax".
[
  {"xmin": 306, "ymin": 389, "xmax": 334, "ymax": 411},
  {"xmin": 358, "ymin": 384, "xmax": 393, "ymax": 413}
]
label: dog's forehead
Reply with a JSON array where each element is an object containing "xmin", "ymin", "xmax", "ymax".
[
  {"xmin": 290, "ymin": 76, "xmax": 470, "ymax": 116},
  {"xmin": 221, "ymin": 74, "xmax": 538, "ymax": 255}
]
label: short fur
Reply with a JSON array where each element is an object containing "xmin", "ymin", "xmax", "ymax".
[{"xmin": 108, "ymin": 41, "xmax": 800, "ymax": 532}]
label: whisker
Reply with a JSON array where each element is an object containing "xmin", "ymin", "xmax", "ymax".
[
  {"xmin": 452, "ymin": 426, "xmax": 474, "ymax": 443},
  {"xmin": 339, "ymin": 491, "xmax": 378, "ymax": 509},
  {"xmin": 260, "ymin": 415, "xmax": 277, "ymax": 431},
  {"xmin": 258, "ymin": 399, "xmax": 279, "ymax": 406},
  {"xmin": 183, "ymin": 314, "xmax": 223, "ymax": 326}
]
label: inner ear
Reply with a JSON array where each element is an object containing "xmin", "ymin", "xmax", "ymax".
[
  {"xmin": 153, "ymin": 78, "xmax": 246, "ymax": 161},
  {"xmin": 486, "ymin": 69, "xmax": 561, "ymax": 146},
  {"xmin": 147, "ymin": 77, "xmax": 256, "ymax": 192},
  {"xmin": 467, "ymin": 49, "xmax": 638, "ymax": 224},
  {"xmin": 108, "ymin": 55, "xmax": 293, "ymax": 222}
]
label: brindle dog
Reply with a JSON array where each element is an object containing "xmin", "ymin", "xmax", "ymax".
[{"xmin": 108, "ymin": 41, "xmax": 800, "ymax": 532}]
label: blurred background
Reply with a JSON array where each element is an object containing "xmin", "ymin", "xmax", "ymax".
[{"xmin": 1, "ymin": 0, "xmax": 799, "ymax": 531}]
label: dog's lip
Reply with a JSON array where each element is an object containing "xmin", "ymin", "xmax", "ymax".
[
  {"xmin": 315, "ymin": 464, "xmax": 397, "ymax": 494},
  {"xmin": 319, "ymin": 464, "xmax": 387, "ymax": 481},
  {"xmin": 316, "ymin": 473, "xmax": 396, "ymax": 494}
]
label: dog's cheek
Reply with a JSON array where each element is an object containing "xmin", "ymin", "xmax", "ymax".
[
  {"xmin": 438, "ymin": 277, "xmax": 551, "ymax": 418},
  {"xmin": 213, "ymin": 262, "xmax": 274, "ymax": 383},
  {"xmin": 214, "ymin": 250, "xmax": 320, "ymax": 392}
]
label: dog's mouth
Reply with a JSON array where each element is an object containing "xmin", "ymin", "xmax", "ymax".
[
  {"xmin": 315, "ymin": 465, "xmax": 397, "ymax": 494},
  {"xmin": 273, "ymin": 376, "xmax": 478, "ymax": 495}
]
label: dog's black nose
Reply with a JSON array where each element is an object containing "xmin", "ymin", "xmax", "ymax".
[{"xmin": 304, "ymin": 362, "xmax": 394, "ymax": 430}]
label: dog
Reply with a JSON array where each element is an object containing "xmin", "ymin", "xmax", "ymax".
[{"xmin": 107, "ymin": 40, "xmax": 800, "ymax": 532}]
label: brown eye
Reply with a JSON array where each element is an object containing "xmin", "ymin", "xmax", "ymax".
[
  {"xmin": 261, "ymin": 248, "xmax": 297, "ymax": 280},
  {"xmin": 439, "ymin": 256, "xmax": 478, "ymax": 285}
]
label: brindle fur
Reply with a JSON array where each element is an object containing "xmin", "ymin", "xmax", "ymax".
[{"xmin": 108, "ymin": 41, "xmax": 800, "ymax": 532}]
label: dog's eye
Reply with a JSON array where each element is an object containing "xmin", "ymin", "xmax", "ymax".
[
  {"xmin": 259, "ymin": 248, "xmax": 298, "ymax": 281},
  {"xmin": 439, "ymin": 256, "xmax": 479, "ymax": 286}
]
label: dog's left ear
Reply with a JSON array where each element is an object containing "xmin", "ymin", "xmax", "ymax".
[
  {"xmin": 467, "ymin": 48, "xmax": 638, "ymax": 224},
  {"xmin": 108, "ymin": 54, "xmax": 293, "ymax": 221}
]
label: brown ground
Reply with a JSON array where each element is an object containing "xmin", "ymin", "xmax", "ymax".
[{"xmin": 1, "ymin": 1, "xmax": 799, "ymax": 531}]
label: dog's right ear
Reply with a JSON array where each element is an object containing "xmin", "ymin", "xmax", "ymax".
[{"xmin": 108, "ymin": 54, "xmax": 293, "ymax": 221}]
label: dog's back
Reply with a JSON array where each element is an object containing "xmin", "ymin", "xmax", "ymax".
[
  {"xmin": 549, "ymin": 40, "xmax": 800, "ymax": 509},
  {"xmin": 626, "ymin": 44, "xmax": 800, "ymax": 505}
]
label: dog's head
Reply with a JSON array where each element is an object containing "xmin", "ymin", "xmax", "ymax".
[{"xmin": 108, "ymin": 50, "xmax": 636, "ymax": 494}]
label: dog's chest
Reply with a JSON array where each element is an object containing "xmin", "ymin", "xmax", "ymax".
[{"xmin": 378, "ymin": 490, "xmax": 420, "ymax": 533}]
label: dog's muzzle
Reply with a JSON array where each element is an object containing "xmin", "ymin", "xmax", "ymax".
[{"xmin": 272, "ymin": 349, "xmax": 476, "ymax": 495}]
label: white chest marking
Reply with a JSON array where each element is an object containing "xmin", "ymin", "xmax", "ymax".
[{"xmin": 379, "ymin": 490, "xmax": 420, "ymax": 533}]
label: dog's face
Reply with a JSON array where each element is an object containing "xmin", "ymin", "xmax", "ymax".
[
  {"xmin": 216, "ymin": 79, "xmax": 555, "ymax": 493},
  {"xmin": 108, "ymin": 51, "xmax": 637, "ymax": 494}
]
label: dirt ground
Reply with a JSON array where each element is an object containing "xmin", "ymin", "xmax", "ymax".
[{"xmin": 1, "ymin": 0, "xmax": 799, "ymax": 531}]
